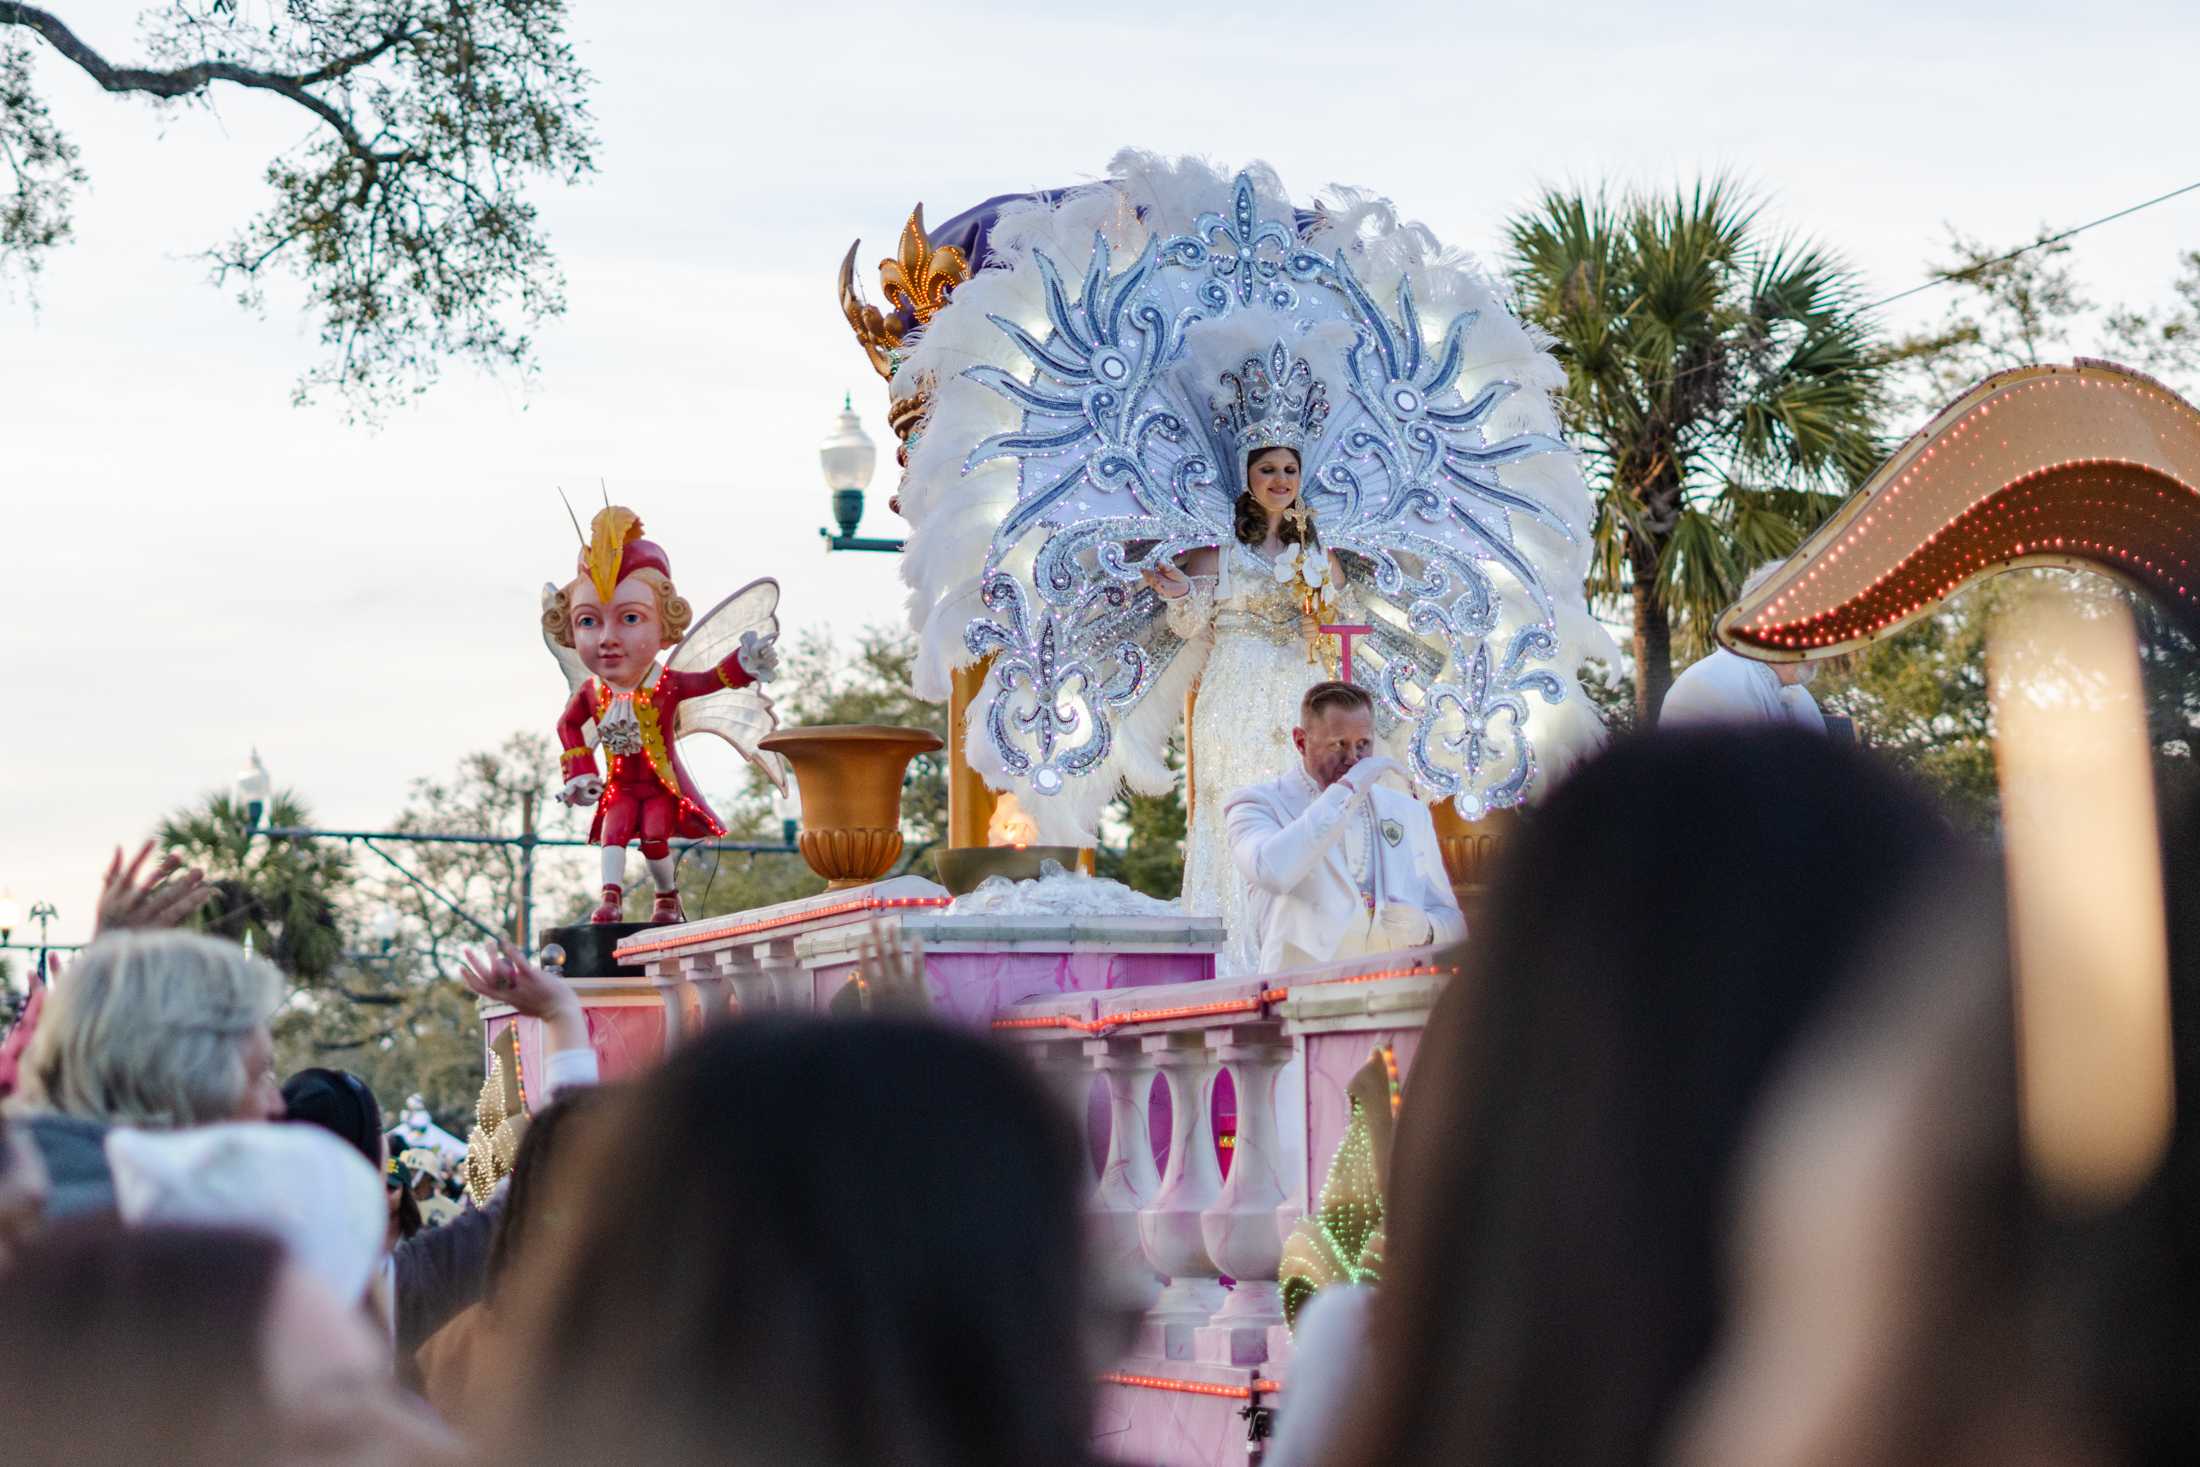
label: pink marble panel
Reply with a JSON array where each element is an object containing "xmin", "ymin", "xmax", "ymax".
[
  {"xmin": 1092, "ymin": 1379, "xmax": 1256, "ymax": 1465},
  {"xmin": 582, "ymin": 1005, "xmax": 670, "ymax": 1083},
  {"xmin": 1300, "ymin": 1028, "xmax": 1423, "ymax": 1213},
  {"xmin": 489, "ymin": 1001, "xmax": 671, "ymax": 1109},
  {"xmin": 922, "ymin": 949, "xmax": 1216, "ymax": 1027}
]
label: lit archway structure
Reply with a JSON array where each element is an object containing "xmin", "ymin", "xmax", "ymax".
[{"xmin": 1718, "ymin": 360, "xmax": 2200, "ymax": 659}]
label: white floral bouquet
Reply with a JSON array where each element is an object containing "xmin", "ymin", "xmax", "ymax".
[{"xmin": 1272, "ymin": 542, "xmax": 1329, "ymax": 594}]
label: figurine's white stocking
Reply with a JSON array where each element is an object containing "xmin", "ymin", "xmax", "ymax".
[
  {"xmin": 646, "ymin": 853, "xmax": 677, "ymax": 894},
  {"xmin": 600, "ymin": 846, "xmax": 627, "ymax": 887}
]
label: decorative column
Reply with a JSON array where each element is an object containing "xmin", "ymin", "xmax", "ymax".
[
  {"xmin": 1136, "ymin": 1030, "xmax": 1227, "ymax": 1360},
  {"xmin": 949, "ymin": 658, "xmax": 998, "ymax": 851},
  {"xmin": 766, "ymin": 958, "xmax": 812, "ymax": 1012},
  {"xmin": 1196, "ymin": 1025, "xmax": 1293, "ymax": 1365},
  {"xmin": 1090, "ymin": 1035, "xmax": 1162, "ymax": 1312},
  {"xmin": 726, "ymin": 958, "xmax": 774, "ymax": 1017},
  {"xmin": 682, "ymin": 951, "xmax": 730, "ymax": 1031}
]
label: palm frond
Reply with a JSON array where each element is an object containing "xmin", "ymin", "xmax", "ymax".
[{"xmin": 1658, "ymin": 506, "xmax": 1747, "ymax": 627}]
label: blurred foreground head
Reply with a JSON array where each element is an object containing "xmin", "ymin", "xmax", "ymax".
[
  {"xmin": 1674, "ymin": 794, "xmax": 2200, "ymax": 1467},
  {"xmin": 0, "ymin": 1220, "xmax": 451, "ymax": 1467},
  {"xmin": 496, "ymin": 1015, "xmax": 1095, "ymax": 1467},
  {"xmin": 1345, "ymin": 729, "xmax": 1965, "ymax": 1467}
]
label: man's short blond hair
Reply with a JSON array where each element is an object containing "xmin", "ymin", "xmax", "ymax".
[
  {"xmin": 15, "ymin": 931, "xmax": 284, "ymax": 1128},
  {"xmin": 1299, "ymin": 679, "xmax": 1375, "ymax": 727}
]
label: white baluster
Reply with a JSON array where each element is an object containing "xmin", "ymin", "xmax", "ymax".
[
  {"xmin": 1090, "ymin": 1035, "xmax": 1161, "ymax": 1313},
  {"xmin": 683, "ymin": 952, "xmax": 731, "ymax": 1030},
  {"xmin": 726, "ymin": 957, "xmax": 773, "ymax": 1017},
  {"xmin": 1135, "ymin": 1030, "xmax": 1227, "ymax": 1360},
  {"xmin": 767, "ymin": 957, "xmax": 812, "ymax": 1012},
  {"xmin": 1196, "ymin": 1025, "xmax": 1292, "ymax": 1365}
]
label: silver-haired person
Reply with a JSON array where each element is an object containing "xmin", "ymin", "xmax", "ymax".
[{"xmin": 9, "ymin": 928, "xmax": 287, "ymax": 1217}]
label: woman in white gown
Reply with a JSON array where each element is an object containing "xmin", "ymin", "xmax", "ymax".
[{"xmin": 1145, "ymin": 444, "xmax": 1348, "ymax": 974}]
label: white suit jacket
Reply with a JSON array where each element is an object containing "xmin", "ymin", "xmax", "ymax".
[
  {"xmin": 1659, "ymin": 649, "xmax": 1826, "ymax": 733},
  {"xmin": 1224, "ymin": 769, "xmax": 1466, "ymax": 974}
]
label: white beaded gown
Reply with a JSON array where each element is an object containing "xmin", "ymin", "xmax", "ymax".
[{"xmin": 1169, "ymin": 540, "xmax": 1342, "ymax": 974}]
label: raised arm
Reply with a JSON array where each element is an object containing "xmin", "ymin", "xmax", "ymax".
[
  {"xmin": 1144, "ymin": 548, "xmax": 1220, "ymax": 639},
  {"xmin": 1228, "ymin": 781, "xmax": 1350, "ymax": 895},
  {"xmin": 659, "ymin": 629, "xmax": 780, "ymax": 701},
  {"xmin": 1228, "ymin": 758, "xmax": 1410, "ymax": 896}
]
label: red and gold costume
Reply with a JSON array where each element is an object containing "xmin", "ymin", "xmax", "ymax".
[
  {"xmin": 544, "ymin": 503, "xmax": 784, "ymax": 926},
  {"xmin": 555, "ymin": 656, "xmax": 755, "ymax": 853}
]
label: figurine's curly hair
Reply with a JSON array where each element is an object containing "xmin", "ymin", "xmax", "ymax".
[{"xmin": 543, "ymin": 567, "xmax": 694, "ymax": 649}]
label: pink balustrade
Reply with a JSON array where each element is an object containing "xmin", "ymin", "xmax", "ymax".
[{"xmin": 475, "ymin": 873, "xmax": 1457, "ymax": 1465}]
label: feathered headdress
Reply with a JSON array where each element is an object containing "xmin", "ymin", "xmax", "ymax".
[{"xmin": 574, "ymin": 504, "xmax": 674, "ymax": 606}]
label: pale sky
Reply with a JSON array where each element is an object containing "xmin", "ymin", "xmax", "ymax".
[{"xmin": 5, "ymin": 0, "xmax": 2196, "ymax": 944}]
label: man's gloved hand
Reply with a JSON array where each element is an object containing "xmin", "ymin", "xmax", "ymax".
[
  {"xmin": 1378, "ymin": 903, "xmax": 1435, "ymax": 949},
  {"xmin": 1339, "ymin": 756, "xmax": 1406, "ymax": 798},
  {"xmin": 560, "ymin": 774, "xmax": 604, "ymax": 807},
  {"xmin": 737, "ymin": 630, "xmax": 781, "ymax": 682}
]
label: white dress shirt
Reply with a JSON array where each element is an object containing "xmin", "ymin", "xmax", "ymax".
[{"xmin": 1224, "ymin": 766, "xmax": 1466, "ymax": 973}]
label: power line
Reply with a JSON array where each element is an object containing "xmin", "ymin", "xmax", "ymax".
[{"xmin": 1862, "ymin": 176, "xmax": 2200, "ymax": 313}]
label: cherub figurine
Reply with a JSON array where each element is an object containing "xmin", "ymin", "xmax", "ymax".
[{"xmin": 542, "ymin": 505, "xmax": 784, "ymax": 924}]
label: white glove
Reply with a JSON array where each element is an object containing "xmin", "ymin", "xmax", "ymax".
[
  {"xmin": 737, "ymin": 629, "xmax": 780, "ymax": 683},
  {"xmin": 1340, "ymin": 756, "xmax": 1406, "ymax": 798},
  {"xmin": 560, "ymin": 774, "xmax": 603, "ymax": 807},
  {"xmin": 1378, "ymin": 903, "xmax": 1435, "ymax": 949}
]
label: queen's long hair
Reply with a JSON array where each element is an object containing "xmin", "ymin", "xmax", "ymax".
[{"xmin": 1233, "ymin": 449, "xmax": 1310, "ymax": 547}]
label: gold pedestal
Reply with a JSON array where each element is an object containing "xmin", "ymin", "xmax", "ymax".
[
  {"xmin": 949, "ymin": 659, "xmax": 998, "ymax": 849},
  {"xmin": 759, "ymin": 725, "xmax": 945, "ymax": 889}
]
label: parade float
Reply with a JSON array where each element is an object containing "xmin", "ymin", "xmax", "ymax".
[{"xmin": 476, "ymin": 151, "xmax": 2200, "ymax": 1463}]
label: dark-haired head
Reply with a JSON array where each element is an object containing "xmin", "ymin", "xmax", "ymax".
[
  {"xmin": 498, "ymin": 1015, "xmax": 1094, "ymax": 1467},
  {"xmin": 1345, "ymin": 728, "xmax": 1968, "ymax": 1467},
  {"xmin": 282, "ymin": 1068, "xmax": 383, "ymax": 1169}
]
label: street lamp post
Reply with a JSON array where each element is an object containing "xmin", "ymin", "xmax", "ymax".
[
  {"xmin": 818, "ymin": 395, "xmax": 904, "ymax": 554},
  {"xmin": 28, "ymin": 900, "xmax": 57, "ymax": 983},
  {"xmin": 236, "ymin": 750, "xmax": 272, "ymax": 831},
  {"xmin": 770, "ymin": 761, "xmax": 802, "ymax": 848}
]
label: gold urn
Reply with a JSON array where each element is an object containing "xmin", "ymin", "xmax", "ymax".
[
  {"xmin": 1430, "ymin": 802, "xmax": 1518, "ymax": 910},
  {"xmin": 760, "ymin": 725, "xmax": 944, "ymax": 889}
]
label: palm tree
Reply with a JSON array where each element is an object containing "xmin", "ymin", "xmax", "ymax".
[
  {"xmin": 1506, "ymin": 180, "xmax": 1891, "ymax": 722},
  {"xmin": 159, "ymin": 791, "xmax": 352, "ymax": 983}
]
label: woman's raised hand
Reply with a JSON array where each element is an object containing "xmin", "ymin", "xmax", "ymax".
[
  {"xmin": 1141, "ymin": 562, "xmax": 1192, "ymax": 599},
  {"xmin": 94, "ymin": 841, "xmax": 214, "ymax": 935}
]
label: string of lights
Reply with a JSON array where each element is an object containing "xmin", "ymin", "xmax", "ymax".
[{"xmin": 991, "ymin": 963, "xmax": 1460, "ymax": 1036}]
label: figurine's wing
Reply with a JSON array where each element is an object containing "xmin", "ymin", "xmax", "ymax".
[
  {"xmin": 667, "ymin": 578, "xmax": 785, "ymax": 792},
  {"xmin": 542, "ymin": 582, "xmax": 596, "ymax": 747}
]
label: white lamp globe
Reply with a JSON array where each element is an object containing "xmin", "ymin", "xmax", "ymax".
[{"xmin": 819, "ymin": 395, "xmax": 877, "ymax": 493}]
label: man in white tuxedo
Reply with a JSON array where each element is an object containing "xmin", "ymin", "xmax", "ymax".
[{"xmin": 1224, "ymin": 681, "xmax": 1466, "ymax": 973}]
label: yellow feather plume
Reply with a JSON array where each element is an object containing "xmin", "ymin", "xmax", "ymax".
[{"xmin": 584, "ymin": 505, "xmax": 644, "ymax": 604}]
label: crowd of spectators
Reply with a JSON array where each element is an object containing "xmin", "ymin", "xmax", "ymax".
[{"xmin": 3, "ymin": 730, "xmax": 2197, "ymax": 1466}]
